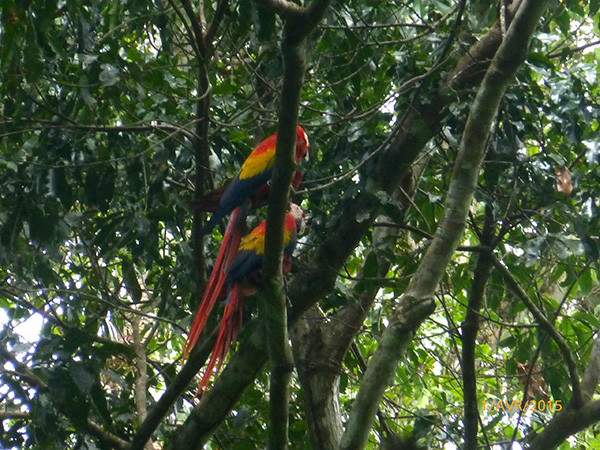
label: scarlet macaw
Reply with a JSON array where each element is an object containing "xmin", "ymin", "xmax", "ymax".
[
  {"xmin": 183, "ymin": 204, "xmax": 305, "ymax": 397},
  {"xmin": 201, "ymin": 125, "xmax": 309, "ymax": 236},
  {"xmin": 186, "ymin": 126, "xmax": 308, "ymax": 367}
]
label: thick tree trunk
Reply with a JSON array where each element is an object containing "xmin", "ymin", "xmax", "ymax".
[
  {"xmin": 292, "ymin": 309, "xmax": 344, "ymax": 450},
  {"xmin": 292, "ymin": 173, "xmax": 424, "ymax": 448}
]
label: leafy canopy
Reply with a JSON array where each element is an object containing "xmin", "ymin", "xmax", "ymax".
[{"xmin": 2, "ymin": 1, "xmax": 600, "ymax": 449}]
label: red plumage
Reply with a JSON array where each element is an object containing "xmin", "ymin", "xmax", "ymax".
[
  {"xmin": 183, "ymin": 204, "xmax": 305, "ymax": 398},
  {"xmin": 201, "ymin": 126, "xmax": 308, "ymax": 236}
]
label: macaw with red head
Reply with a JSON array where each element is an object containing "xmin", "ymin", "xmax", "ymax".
[
  {"xmin": 201, "ymin": 126, "xmax": 309, "ymax": 236},
  {"xmin": 183, "ymin": 204, "xmax": 305, "ymax": 397}
]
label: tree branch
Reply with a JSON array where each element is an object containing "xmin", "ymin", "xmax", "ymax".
[
  {"xmin": 491, "ymin": 255, "xmax": 583, "ymax": 408},
  {"xmin": 5, "ymin": 290, "xmax": 136, "ymax": 358},
  {"xmin": 462, "ymin": 207, "xmax": 496, "ymax": 450},
  {"xmin": 261, "ymin": 30, "xmax": 304, "ymax": 450},
  {"xmin": 0, "ymin": 410, "xmax": 30, "ymax": 420},
  {"xmin": 164, "ymin": 325, "xmax": 269, "ymax": 449},
  {"xmin": 252, "ymin": 0, "xmax": 303, "ymax": 18},
  {"xmin": 206, "ymin": 0, "xmax": 229, "ymax": 43},
  {"xmin": 129, "ymin": 326, "xmax": 218, "ymax": 450},
  {"xmin": 291, "ymin": 307, "xmax": 345, "ymax": 450},
  {"xmin": 528, "ymin": 400, "xmax": 600, "ymax": 450},
  {"xmin": 132, "ymin": 314, "xmax": 149, "ymax": 431},
  {"xmin": 340, "ymin": 1, "xmax": 550, "ymax": 448},
  {"xmin": 180, "ymin": 0, "xmax": 207, "ymax": 54},
  {"xmin": 260, "ymin": 0, "xmax": 331, "ymax": 446},
  {"xmin": 0, "ymin": 346, "xmax": 46, "ymax": 388},
  {"xmin": 580, "ymin": 334, "xmax": 600, "ymax": 403},
  {"xmin": 0, "ymin": 346, "xmax": 129, "ymax": 450},
  {"xmin": 291, "ymin": 216, "xmax": 403, "ymax": 450},
  {"xmin": 1, "ymin": 118, "xmax": 198, "ymax": 144},
  {"xmin": 183, "ymin": 0, "xmax": 217, "ymax": 312}
]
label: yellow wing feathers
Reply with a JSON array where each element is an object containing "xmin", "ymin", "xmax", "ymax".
[
  {"xmin": 239, "ymin": 234, "xmax": 265, "ymax": 255},
  {"xmin": 237, "ymin": 222, "xmax": 293, "ymax": 255},
  {"xmin": 239, "ymin": 147, "xmax": 276, "ymax": 180}
]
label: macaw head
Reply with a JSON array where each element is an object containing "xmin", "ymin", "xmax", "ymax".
[
  {"xmin": 295, "ymin": 126, "xmax": 309, "ymax": 163},
  {"xmin": 288, "ymin": 202, "xmax": 306, "ymax": 235}
]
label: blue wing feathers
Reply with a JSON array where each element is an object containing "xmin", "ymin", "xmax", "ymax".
[
  {"xmin": 284, "ymin": 237, "xmax": 297, "ymax": 257},
  {"xmin": 227, "ymin": 250, "xmax": 262, "ymax": 282},
  {"xmin": 202, "ymin": 170, "xmax": 273, "ymax": 236}
]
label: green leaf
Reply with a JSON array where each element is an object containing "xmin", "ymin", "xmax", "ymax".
[
  {"xmin": 122, "ymin": 257, "xmax": 143, "ymax": 302},
  {"xmin": 528, "ymin": 52, "xmax": 555, "ymax": 72},
  {"xmin": 579, "ymin": 268, "xmax": 593, "ymax": 295},
  {"xmin": 572, "ymin": 311, "xmax": 600, "ymax": 328}
]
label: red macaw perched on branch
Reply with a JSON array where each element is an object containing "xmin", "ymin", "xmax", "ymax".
[
  {"xmin": 183, "ymin": 204, "xmax": 305, "ymax": 397},
  {"xmin": 201, "ymin": 126, "xmax": 309, "ymax": 236},
  {"xmin": 184, "ymin": 126, "xmax": 308, "ymax": 374},
  {"xmin": 190, "ymin": 129, "xmax": 307, "ymax": 334}
]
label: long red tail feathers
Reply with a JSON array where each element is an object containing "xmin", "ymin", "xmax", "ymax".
[
  {"xmin": 182, "ymin": 203, "xmax": 249, "ymax": 364},
  {"xmin": 195, "ymin": 285, "xmax": 244, "ymax": 399}
]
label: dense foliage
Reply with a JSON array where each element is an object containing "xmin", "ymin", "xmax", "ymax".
[{"xmin": 2, "ymin": 1, "xmax": 600, "ymax": 449}]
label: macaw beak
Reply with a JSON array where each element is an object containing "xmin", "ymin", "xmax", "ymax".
[
  {"xmin": 304, "ymin": 134, "xmax": 309, "ymax": 160},
  {"xmin": 288, "ymin": 203, "xmax": 306, "ymax": 234}
]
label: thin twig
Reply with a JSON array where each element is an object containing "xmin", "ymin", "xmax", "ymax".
[{"xmin": 491, "ymin": 255, "xmax": 583, "ymax": 408}]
